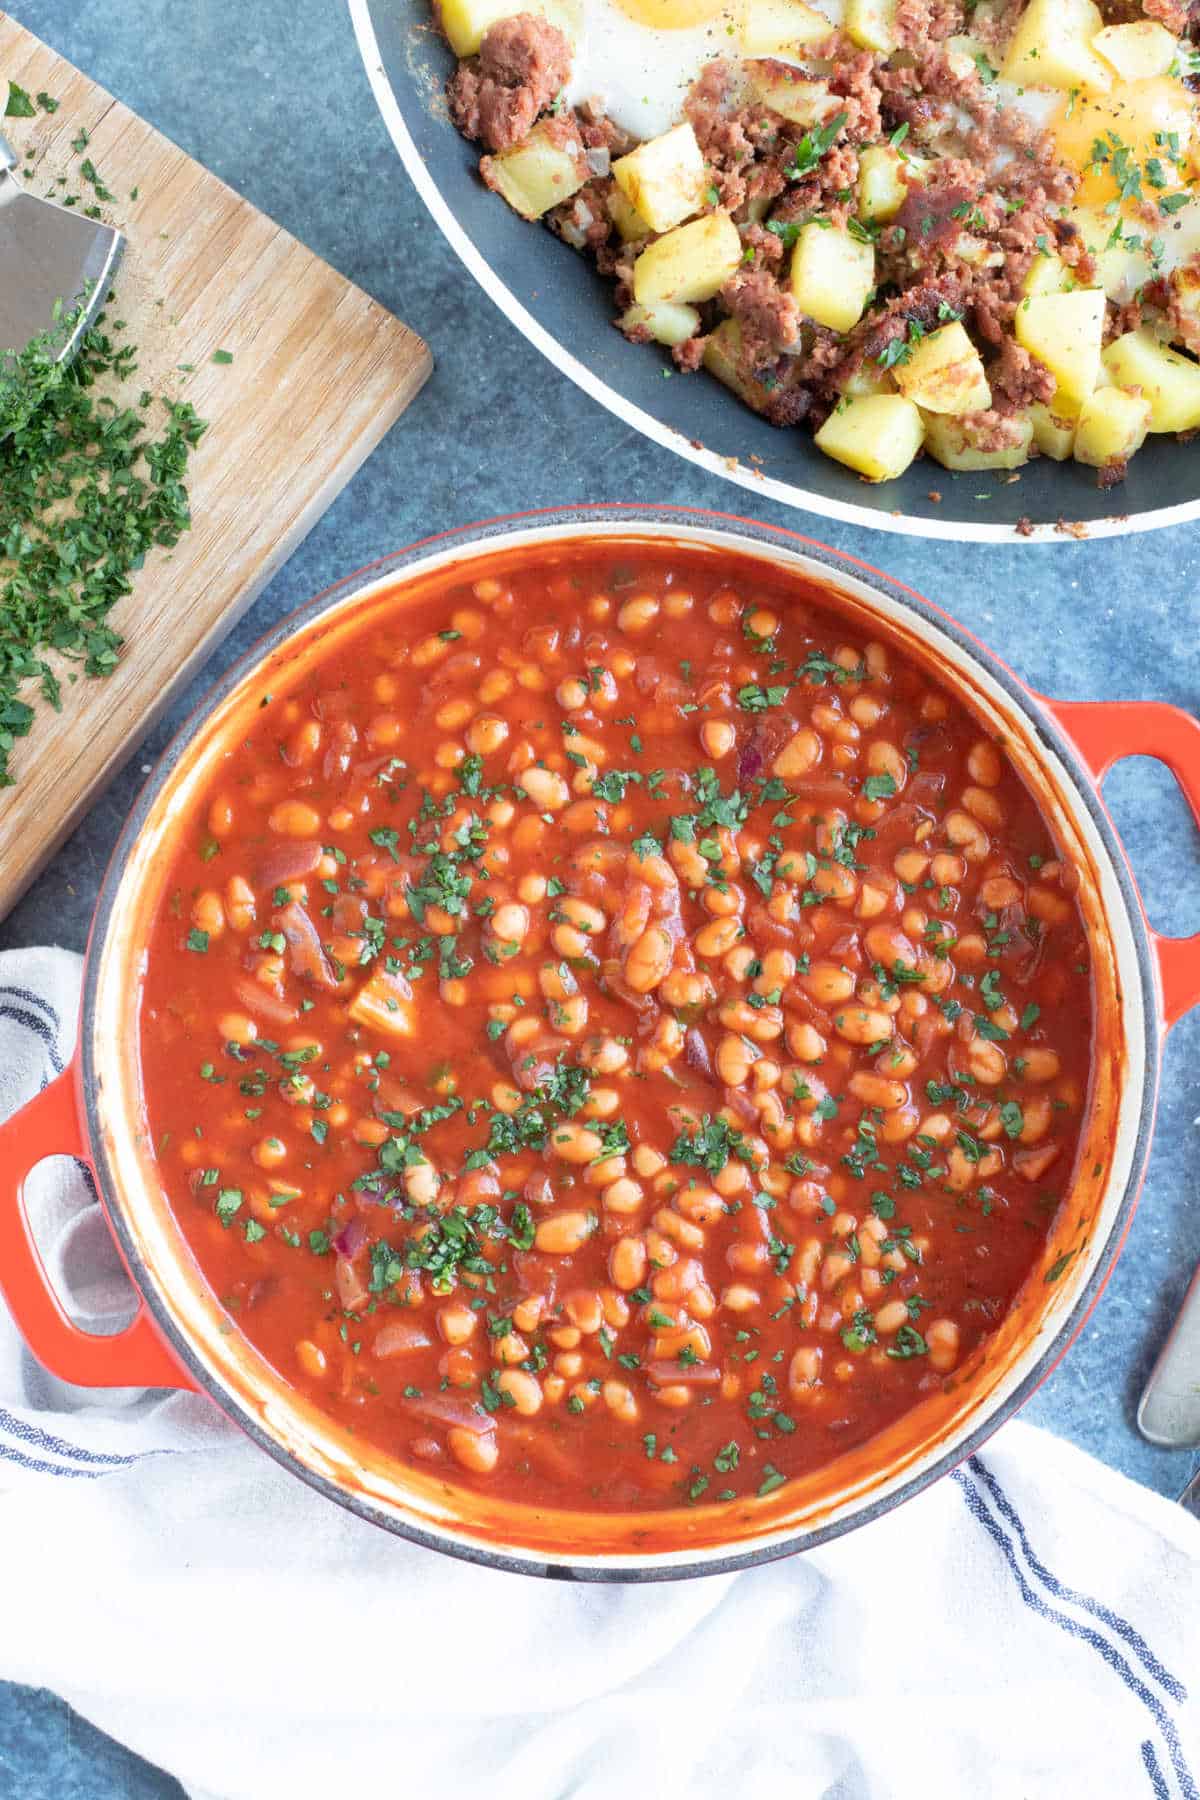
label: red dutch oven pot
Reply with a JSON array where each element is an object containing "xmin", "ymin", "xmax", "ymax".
[{"xmin": 1, "ymin": 506, "xmax": 1198, "ymax": 1579}]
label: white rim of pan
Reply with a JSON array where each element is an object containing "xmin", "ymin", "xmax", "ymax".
[{"xmin": 349, "ymin": 0, "xmax": 1200, "ymax": 547}]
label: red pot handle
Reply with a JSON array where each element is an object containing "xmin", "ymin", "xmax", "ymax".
[
  {"xmin": 0, "ymin": 1065, "xmax": 194, "ymax": 1390},
  {"xmin": 1045, "ymin": 697, "xmax": 1200, "ymax": 1030}
]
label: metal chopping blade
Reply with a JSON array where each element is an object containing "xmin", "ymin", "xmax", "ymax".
[{"xmin": 0, "ymin": 128, "xmax": 124, "ymax": 367}]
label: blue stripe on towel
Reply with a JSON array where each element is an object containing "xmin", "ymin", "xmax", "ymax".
[
  {"xmin": 0, "ymin": 1003, "xmax": 64, "ymax": 1075},
  {"xmin": 1144, "ymin": 1742, "xmax": 1172, "ymax": 1800},
  {"xmin": 970, "ymin": 1455, "xmax": 1187, "ymax": 1703},
  {"xmin": 0, "ymin": 1404, "xmax": 137, "ymax": 1468},
  {"xmin": 0, "ymin": 984, "xmax": 62, "ymax": 1031},
  {"xmin": 0, "ymin": 1437, "xmax": 102, "ymax": 1479},
  {"xmin": 952, "ymin": 1468, "xmax": 1196, "ymax": 1800}
]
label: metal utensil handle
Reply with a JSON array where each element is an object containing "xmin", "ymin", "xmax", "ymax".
[
  {"xmin": 1138, "ymin": 1259, "xmax": 1200, "ymax": 1448},
  {"xmin": 1180, "ymin": 1466, "xmax": 1200, "ymax": 1521}
]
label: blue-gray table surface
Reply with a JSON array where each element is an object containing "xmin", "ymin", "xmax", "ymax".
[{"xmin": 1, "ymin": 0, "xmax": 1198, "ymax": 1792}]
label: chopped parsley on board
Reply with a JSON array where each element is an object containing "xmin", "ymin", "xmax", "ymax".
[{"xmin": 0, "ymin": 110, "xmax": 207, "ymax": 786}]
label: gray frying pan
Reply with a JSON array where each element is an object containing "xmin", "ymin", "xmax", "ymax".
[{"xmin": 351, "ymin": 0, "xmax": 1200, "ymax": 544}]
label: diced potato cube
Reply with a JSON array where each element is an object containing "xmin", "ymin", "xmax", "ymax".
[
  {"xmin": 633, "ymin": 212, "xmax": 743, "ymax": 305},
  {"xmin": 1102, "ymin": 328, "xmax": 1200, "ymax": 432},
  {"xmin": 1001, "ymin": 0, "xmax": 1111, "ymax": 94},
  {"xmin": 1014, "ymin": 289, "xmax": 1107, "ymax": 409},
  {"xmin": 703, "ymin": 319, "xmax": 774, "ymax": 410},
  {"xmin": 482, "ymin": 121, "xmax": 587, "ymax": 221},
  {"xmin": 1073, "ymin": 385, "xmax": 1151, "ymax": 469},
  {"xmin": 857, "ymin": 143, "xmax": 925, "ymax": 224},
  {"xmin": 815, "ymin": 393, "xmax": 925, "ymax": 481},
  {"xmin": 438, "ymin": 0, "xmax": 513, "ymax": 55},
  {"xmin": 892, "ymin": 320, "xmax": 991, "ymax": 415},
  {"xmin": 607, "ymin": 187, "xmax": 651, "ymax": 243},
  {"xmin": 739, "ymin": 0, "xmax": 834, "ymax": 55},
  {"xmin": 621, "ymin": 300, "xmax": 702, "ymax": 347},
  {"xmin": 348, "ymin": 969, "xmax": 416, "ymax": 1037},
  {"xmin": 745, "ymin": 62, "xmax": 836, "ymax": 128},
  {"xmin": 438, "ymin": 0, "xmax": 561, "ymax": 55},
  {"xmin": 1168, "ymin": 262, "xmax": 1200, "ymax": 350},
  {"xmin": 838, "ymin": 361, "xmax": 896, "ymax": 399},
  {"xmin": 789, "ymin": 220, "xmax": 874, "ymax": 334},
  {"xmin": 1063, "ymin": 206, "xmax": 1152, "ymax": 304},
  {"xmin": 922, "ymin": 411, "xmax": 1034, "ymax": 472},
  {"xmin": 1028, "ymin": 403, "xmax": 1077, "ymax": 461},
  {"xmin": 1092, "ymin": 21, "xmax": 1176, "ymax": 82},
  {"xmin": 1022, "ymin": 248, "xmax": 1074, "ymax": 298},
  {"xmin": 844, "ymin": 0, "xmax": 897, "ymax": 54},
  {"xmin": 613, "ymin": 123, "xmax": 707, "ymax": 234}
]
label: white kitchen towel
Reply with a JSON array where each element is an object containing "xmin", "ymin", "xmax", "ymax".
[{"xmin": 0, "ymin": 944, "xmax": 1197, "ymax": 1800}]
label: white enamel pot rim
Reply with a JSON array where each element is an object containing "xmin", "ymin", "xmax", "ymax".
[{"xmin": 76, "ymin": 504, "xmax": 1169, "ymax": 1581}]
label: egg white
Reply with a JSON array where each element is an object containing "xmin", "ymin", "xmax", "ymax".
[{"xmin": 562, "ymin": 0, "xmax": 841, "ymax": 140}]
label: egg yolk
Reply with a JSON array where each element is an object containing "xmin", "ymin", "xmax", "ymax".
[
  {"xmin": 615, "ymin": 0, "xmax": 733, "ymax": 27},
  {"xmin": 1052, "ymin": 76, "xmax": 1194, "ymax": 213}
]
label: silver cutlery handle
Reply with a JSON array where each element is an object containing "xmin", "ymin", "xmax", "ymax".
[
  {"xmin": 1139, "ymin": 1260, "xmax": 1200, "ymax": 1448},
  {"xmin": 1181, "ymin": 1466, "xmax": 1200, "ymax": 1521}
]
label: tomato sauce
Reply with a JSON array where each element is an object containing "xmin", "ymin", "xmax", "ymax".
[{"xmin": 138, "ymin": 542, "xmax": 1093, "ymax": 1513}]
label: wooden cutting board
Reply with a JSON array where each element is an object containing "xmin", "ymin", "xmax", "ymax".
[{"xmin": 0, "ymin": 16, "xmax": 431, "ymax": 919}]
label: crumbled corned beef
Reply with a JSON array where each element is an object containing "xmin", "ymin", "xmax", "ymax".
[
  {"xmin": 448, "ymin": 13, "xmax": 572, "ymax": 152},
  {"xmin": 1143, "ymin": 0, "xmax": 1191, "ymax": 29},
  {"xmin": 739, "ymin": 222, "xmax": 786, "ymax": 269},
  {"xmin": 686, "ymin": 62, "xmax": 756, "ymax": 172},
  {"xmin": 550, "ymin": 180, "xmax": 613, "ymax": 251},
  {"xmin": 619, "ymin": 312, "xmax": 652, "ymax": 346},
  {"xmin": 1108, "ymin": 295, "xmax": 1149, "ymax": 343},
  {"xmin": 829, "ymin": 275, "xmax": 967, "ymax": 389},
  {"xmin": 895, "ymin": 0, "xmax": 965, "ymax": 45},
  {"xmin": 576, "ymin": 101, "xmax": 635, "ymax": 157},
  {"xmin": 893, "ymin": 158, "xmax": 989, "ymax": 256},
  {"xmin": 988, "ymin": 338, "xmax": 1055, "ymax": 412},
  {"xmin": 969, "ymin": 0, "xmax": 1024, "ymax": 52},
  {"xmin": 827, "ymin": 41, "xmax": 884, "ymax": 142},
  {"xmin": 719, "ymin": 268, "xmax": 803, "ymax": 365},
  {"xmin": 604, "ymin": 240, "xmax": 638, "ymax": 311},
  {"xmin": 1166, "ymin": 261, "xmax": 1200, "ymax": 355},
  {"xmin": 764, "ymin": 144, "xmax": 859, "ymax": 231},
  {"xmin": 760, "ymin": 367, "xmax": 815, "ymax": 428},
  {"xmin": 672, "ymin": 335, "xmax": 708, "ymax": 373},
  {"xmin": 959, "ymin": 408, "xmax": 1030, "ymax": 454}
]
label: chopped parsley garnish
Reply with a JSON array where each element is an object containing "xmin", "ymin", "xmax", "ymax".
[
  {"xmin": 786, "ymin": 111, "xmax": 847, "ymax": 180},
  {"xmin": 669, "ymin": 1116, "xmax": 756, "ymax": 1176}
]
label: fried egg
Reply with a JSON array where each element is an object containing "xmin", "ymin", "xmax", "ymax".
[
  {"xmin": 560, "ymin": 0, "xmax": 841, "ymax": 141},
  {"xmin": 998, "ymin": 67, "xmax": 1200, "ymax": 292}
]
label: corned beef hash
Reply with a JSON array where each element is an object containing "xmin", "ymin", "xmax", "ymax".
[{"xmin": 436, "ymin": 0, "xmax": 1200, "ymax": 488}]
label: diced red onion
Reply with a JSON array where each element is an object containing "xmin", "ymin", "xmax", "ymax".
[
  {"xmin": 401, "ymin": 1392, "xmax": 494, "ymax": 1435},
  {"xmin": 253, "ymin": 839, "xmax": 323, "ymax": 888},
  {"xmin": 373, "ymin": 1321, "xmax": 433, "ymax": 1360},
  {"xmin": 331, "ymin": 1216, "xmax": 367, "ymax": 1258},
  {"xmin": 231, "ymin": 975, "xmax": 297, "ymax": 1028},
  {"xmin": 585, "ymin": 147, "xmax": 610, "ymax": 176},
  {"xmin": 645, "ymin": 1359, "xmax": 722, "ymax": 1387},
  {"xmin": 335, "ymin": 1256, "xmax": 369, "ymax": 1313}
]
